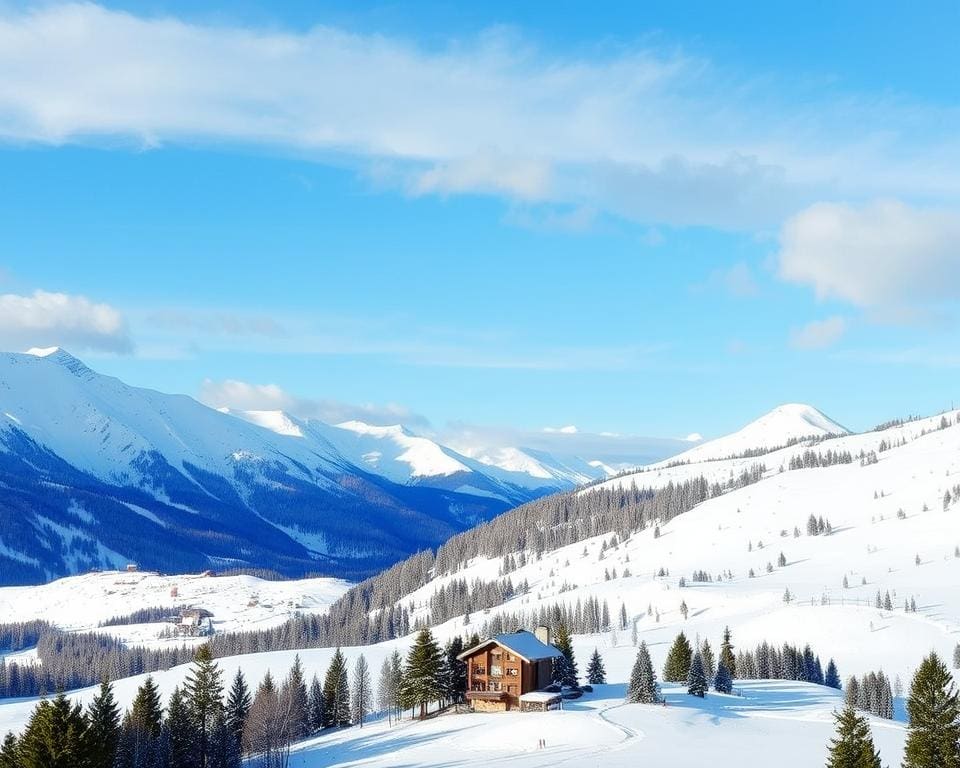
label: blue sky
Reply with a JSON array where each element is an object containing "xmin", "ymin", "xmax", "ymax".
[{"xmin": 1, "ymin": 1, "xmax": 959, "ymax": 449}]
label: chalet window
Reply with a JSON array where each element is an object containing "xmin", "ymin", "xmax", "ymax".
[
  {"xmin": 473, "ymin": 665, "xmax": 486, "ymax": 675},
  {"xmin": 507, "ymin": 685, "xmax": 517, "ymax": 694},
  {"xmin": 506, "ymin": 668, "xmax": 518, "ymax": 676},
  {"xmin": 506, "ymin": 654, "xmax": 515, "ymax": 661},
  {"xmin": 491, "ymin": 681, "xmax": 501, "ymax": 691},
  {"xmin": 490, "ymin": 665, "xmax": 502, "ymax": 677}
]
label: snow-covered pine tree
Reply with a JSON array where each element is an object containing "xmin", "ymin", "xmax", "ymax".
[
  {"xmin": 586, "ymin": 649, "xmax": 606, "ymax": 685},
  {"xmin": 551, "ymin": 623, "xmax": 579, "ymax": 688},
  {"xmin": 308, "ymin": 674, "xmax": 324, "ymax": 733},
  {"xmin": 282, "ymin": 654, "xmax": 310, "ymax": 740},
  {"xmin": 627, "ymin": 642, "xmax": 661, "ymax": 704},
  {"xmin": 714, "ymin": 661, "xmax": 733, "ymax": 694},
  {"xmin": 700, "ymin": 639, "xmax": 716, "ymax": 683},
  {"xmin": 687, "ymin": 653, "xmax": 708, "ymax": 698},
  {"xmin": 351, "ymin": 654, "xmax": 372, "ymax": 727},
  {"xmin": 825, "ymin": 659, "xmax": 842, "ymax": 690},
  {"xmin": 322, "ymin": 648, "xmax": 352, "ymax": 728}
]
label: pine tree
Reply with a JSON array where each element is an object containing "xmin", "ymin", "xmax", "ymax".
[
  {"xmin": 687, "ymin": 653, "xmax": 708, "ymax": 698},
  {"xmin": 86, "ymin": 680, "xmax": 121, "ymax": 768},
  {"xmin": 206, "ymin": 711, "xmax": 241, "ymax": 768},
  {"xmin": 308, "ymin": 674, "xmax": 324, "ymax": 732},
  {"xmin": 700, "ymin": 639, "xmax": 716, "ymax": 683},
  {"xmin": 586, "ymin": 649, "xmax": 607, "ymax": 685},
  {"xmin": 0, "ymin": 732, "xmax": 18, "ymax": 768},
  {"xmin": 118, "ymin": 677, "xmax": 165, "ymax": 768},
  {"xmin": 719, "ymin": 626, "xmax": 736, "ymax": 679},
  {"xmin": 351, "ymin": 654, "xmax": 372, "ymax": 727},
  {"xmin": 225, "ymin": 669, "xmax": 251, "ymax": 748},
  {"xmin": 322, "ymin": 648, "xmax": 352, "ymax": 727},
  {"xmin": 166, "ymin": 686, "xmax": 196, "ymax": 768},
  {"xmin": 183, "ymin": 644, "xmax": 224, "ymax": 768},
  {"xmin": 663, "ymin": 632, "xmax": 693, "ymax": 682},
  {"xmin": 626, "ymin": 642, "xmax": 661, "ymax": 704},
  {"xmin": 400, "ymin": 629, "xmax": 444, "ymax": 719},
  {"xmin": 826, "ymin": 705, "xmax": 882, "ymax": 768},
  {"xmin": 18, "ymin": 693, "xmax": 90, "ymax": 768},
  {"xmin": 825, "ymin": 659, "xmax": 842, "ymax": 690},
  {"xmin": 551, "ymin": 623, "xmax": 579, "ymax": 688},
  {"xmin": 846, "ymin": 677, "xmax": 861, "ymax": 709},
  {"xmin": 282, "ymin": 655, "xmax": 310, "ymax": 740},
  {"xmin": 903, "ymin": 652, "xmax": 960, "ymax": 768},
  {"xmin": 441, "ymin": 637, "xmax": 466, "ymax": 705},
  {"xmin": 130, "ymin": 676, "xmax": 164, "ymax": 738},
  {"xmin": 714, "ymin": 662, "xmax": 733, "ymax": 694}
]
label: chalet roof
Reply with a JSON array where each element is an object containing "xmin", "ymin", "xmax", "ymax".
[{"xmin": 457, "ymin": 630, "xmax": 564, "ymax": 663}]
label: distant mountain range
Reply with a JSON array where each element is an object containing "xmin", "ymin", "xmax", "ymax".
[{"xmin": 0, "ymin": 348, "xmax": 660, "ymax": 585}]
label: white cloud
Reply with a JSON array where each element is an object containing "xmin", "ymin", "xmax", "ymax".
[
  {"xmin": 444, "ymin": 422, "xmax": 688, "ymax": 467},
  {"xmin": 0, "ymin": 289, "xmax": 132, "ymax": 353},
  {"xmin": 790, "ymin": 316, "xmax": 848, "ymax": 350},
  {"xmin": 779, "ymin": 200, "xmax": 960, "ymax": 307},
  {"xmin": 199, "ymin": 378, "xmax": 429, "ymax": 427},
  {"xmin": 1, "ymin": 5, "xmax": 957, "ymax": 229},
  {"xmin": 543, "ymin": 425, "xmax": 578, "ymax": 434}
]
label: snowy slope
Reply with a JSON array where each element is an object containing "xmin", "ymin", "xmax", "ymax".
[
  {"xmin": 0, "ymin": 569, "xmax": 350, "ymax": 643},
  {"xmin": 2, "ymin": 407, "xmax": 958, "ymax": 766}
]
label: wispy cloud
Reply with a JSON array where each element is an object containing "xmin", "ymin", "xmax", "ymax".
[
  {"xmin": 443, "ymin": 421, "xmax": 689, "ymax": 467},
  {"xmin": 1, "ymin": 4, "xmax": 957, "ymax": 229},
  {"xmin": 199, "ymin": 378, "xmax": 430, "ymax": 427},
  {"xmin": 0, "ymin": 289, "xmax": 132, "ymax": 353},
  {"xmin": 127, "ymin": 305, "xmax": 668, "ymax": 371}
]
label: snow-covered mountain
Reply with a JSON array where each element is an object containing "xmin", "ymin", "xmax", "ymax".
[
  {"xmin": 0, "ymin": 349, "xmax": 534, "ymax": 584},
  {"xmin": 653, "ymin": 403, "xmax": 848, "ymax": 466},
  {"xmin": 0, "ymin": 348, "xmax": 626, "ymax": 586}
]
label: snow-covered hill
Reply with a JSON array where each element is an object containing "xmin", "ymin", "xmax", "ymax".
[
  {"xmin": 2, "ymin": 402, "xmax": 958, "ymax": 766},
  {"xmin": 0, "ymin": 569, "xmax": 350, "ymax": 650}
]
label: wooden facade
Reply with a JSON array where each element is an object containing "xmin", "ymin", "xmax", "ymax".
[{"xmin": 457, "ymin": 630, "xmax": 562, "ymax": 712}]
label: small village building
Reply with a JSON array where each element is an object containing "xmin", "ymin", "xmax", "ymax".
[
  {"xmin": 457, "ymin": 629, "xmax": 563, "ymax": 712},
  {"xmin": 176, "ymin": 607, "xmax": 214, "ymax": 637}
]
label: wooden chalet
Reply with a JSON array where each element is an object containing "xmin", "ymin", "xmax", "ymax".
[{"xmin": 457, "ymin": 629, "xmax": 563, "ymax": 712}]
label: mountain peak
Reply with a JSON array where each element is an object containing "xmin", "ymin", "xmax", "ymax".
[
  {"xmin": 25, "ymin": 346, "xmax": 94, "ymax": 378},
  {"xmin": 657, "ymin": 402, "xmax": 848, "ymax": 466}
]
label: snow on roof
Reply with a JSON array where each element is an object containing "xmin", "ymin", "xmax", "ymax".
[
  {"xmin": 458, "ymin": 630, "xmax": 563, "ymax": 662},
  {"xmin": 519, "ymin": 691, "xmax": 562, "ymax": 703}
]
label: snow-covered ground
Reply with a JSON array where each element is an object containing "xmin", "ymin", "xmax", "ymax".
[
  {"xmin": 0, "ymin": 569, "xmax": 350, "ymax": 648},
  {"xmin": 2, "ymin": 403, "xmax": 958, "ymax": 766},
  {"xmin": 285, "ymin": 680, "xmax": 907, "ymax": 768}
]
